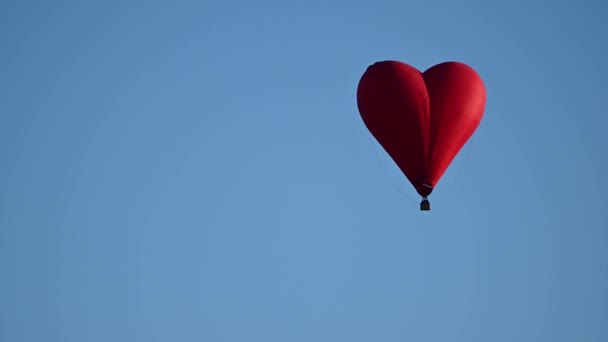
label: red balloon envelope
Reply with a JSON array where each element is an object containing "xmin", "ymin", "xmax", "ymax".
[{"xmin": 356, "ymin": 60, "xmax": 486, "ymax": 210}]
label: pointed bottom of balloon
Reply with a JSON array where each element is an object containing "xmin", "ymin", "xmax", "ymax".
[
  {"xmin": 420, "ymin": 198, "xmax": 430, "ymax": 211},
  {"xmin": 416, "ymin": 183, "xmax": 434, "ymax": 198}
]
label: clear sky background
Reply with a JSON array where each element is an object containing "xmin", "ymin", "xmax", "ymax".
[{"xmin": 1, "ymin": 0, "xmax": 607, "ymax": 341}]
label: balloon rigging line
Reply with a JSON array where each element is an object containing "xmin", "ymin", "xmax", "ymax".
[
  {"xmin": 436, "ymin": 135, "xmax": 474, "ymax": 203},
  {"xmin": 368, "ymin": 135, "xmax": 418, "ymax": 204},
  {"xmin": 368, "ymin": 134, "xmax": 475, "ymax": 205}
]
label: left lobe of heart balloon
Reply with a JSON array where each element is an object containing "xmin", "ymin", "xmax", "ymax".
[{"xmin": 356, "ymin": 61, "xmax": 431, "ymax": 192}]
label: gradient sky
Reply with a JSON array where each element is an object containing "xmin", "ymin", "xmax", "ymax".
[{"xmin": 1, "ymin": 0, "xmax": 607, "ymax": 341}]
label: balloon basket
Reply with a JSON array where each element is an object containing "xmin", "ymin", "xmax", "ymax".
[{"xmin": 420, "ymin": 198, "xmax": 430, "ymax": 211}]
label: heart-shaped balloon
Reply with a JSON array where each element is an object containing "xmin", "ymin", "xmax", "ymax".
[{"xmin": 356, "ymin": 60, "xmax": 486, "ymax": 206}]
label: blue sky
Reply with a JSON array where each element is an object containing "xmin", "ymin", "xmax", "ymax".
[{"xmin": 1, "ymin": 0, "xmax": 607, "ymax": 341}]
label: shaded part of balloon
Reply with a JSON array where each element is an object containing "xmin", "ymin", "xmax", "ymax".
[{"xmin": 356, "ymin": 61, "xmax": 431, "ymax": 196}]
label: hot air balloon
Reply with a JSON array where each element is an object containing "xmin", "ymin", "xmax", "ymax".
[{"xmin": 357, "ymin": 60, "xmax": 486, "ymax": 211}]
